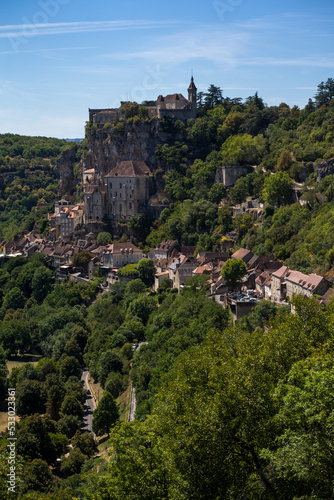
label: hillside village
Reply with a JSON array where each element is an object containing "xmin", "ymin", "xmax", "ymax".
[
  {"xmin": 1, "ymin": 227, "xmax": 332, "ymax": 322},
  {"xmin": 1, "ymin": 73, "xmax": 334, "ymax": 499},
  {"xmin": 3, "ymin": 0, "xmax": 334, "ymax": 491},
  {"xmin": 1, "ymin": 76, "xmax": 334, "ymax": 322}
]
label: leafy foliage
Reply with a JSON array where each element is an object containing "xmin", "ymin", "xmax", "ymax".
[
  {"xmin": 221, "ymin": 258, "xmax": 248, "ymax": 289},
  {"xmin": 94, "ymin": 297, "xmax": 334, "ymax": 500},
  {"xmin": 92, "ymin": 391, "xmax": 119, "ymax": 436},
  {"xmin": 0, "ymin": 133, "xmax": 73, "ymax": 241}
]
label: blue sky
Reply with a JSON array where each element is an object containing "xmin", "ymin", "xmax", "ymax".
[{"xmin": 1, "ymin": 0, "xmax": 334, "ymax": 138}]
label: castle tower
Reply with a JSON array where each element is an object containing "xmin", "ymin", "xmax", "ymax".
[{"xmin": 188, "ymin": 75, "xmax": 197, "ymax": 117}]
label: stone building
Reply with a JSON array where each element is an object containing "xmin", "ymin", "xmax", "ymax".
[
  {"xmin": 83, "ymin": 161, "xmax": 153, "ymax": 223},
  {"xmin": 84, "ymin": 77, "xmax": 197, "ymax": 224},
  {"xmin": 255, "ymin": 271, "xmax": 272, "ymax": 300},
  {"xmin": 102, "ymin": 242, "xmax": 142, "ymax": 269},
  {"xmin": 50, "ymin": 203, "xmax": 84, "ymax": 238},
  {"xmin": 155, "ymin": 76, "xmax": 197, "ymax": 120},
  {"xmin": 89, "ymin": 108, "xmax": 119, "ymax": 124},
  {"xmin": 284, "ymin": 270, "xmax": 329, "ymax": 300},
  {"xmin": 271, "ymin": 266, "xmax": 329, "ymax": 303},
  {"xmin": 231, "ymin": 248, "xmax": 254, "ymax": 264},
  {"xmin": 84, "ymin": 185, "xmax": 106, "ymax": 222},
  {"xmin": 88, "ymin": 76, "xmax": 197, "ymax": 125},
  {"xmin": 148, "ymin": 240, "xmax": 179, "ymax": 261},
  {"xmin": 271, "ymin": 266, "xmax": 290, "ymax": 303},
  {"xmin": 104, "ymin": 161, "xmax": 153, "ymax": 221}
]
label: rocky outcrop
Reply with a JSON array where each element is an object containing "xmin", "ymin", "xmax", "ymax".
[
  {"xmin": 56, "ymin": 119, "xmax": 181, "ymax": 198},
  {"xmin": 317, "ymin": 158, "xmax": 334, "ymax": 183},
  {"xmin": 57, "ymin": 145, "xmax": 80, "ymax": 196},
  {"xmin": 85, "ymin": 120, "xmax": 161, "ymax": 178}
]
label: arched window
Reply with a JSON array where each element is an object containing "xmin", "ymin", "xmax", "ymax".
[{"xmin": 120, "ymin": 204, "xmax": 122, "ymax": 213}]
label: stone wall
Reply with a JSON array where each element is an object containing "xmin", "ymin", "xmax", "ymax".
[{"xmin": 215, "ymin": 165, "xmax": 253, "ymax": 187}]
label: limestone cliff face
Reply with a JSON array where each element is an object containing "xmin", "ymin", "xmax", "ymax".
[
  {"xmin": 57, "ymin": 145, "xmax": 80, "ymax": 197},
  {"xmin": 57, "ymin": 119, "xmax": 180, "ymax": 196},
  {"xmin": 85, "ymin": 120, "xmax": 161, "ymax": 179}
]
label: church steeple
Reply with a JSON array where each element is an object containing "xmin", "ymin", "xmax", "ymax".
[
  {"xmin": 188, "ymin": 74, "xmax": 197, "ymax": 117},
  {"xmin": 188, "ymin": 75, "xmax": 197, "ymax": 101}
]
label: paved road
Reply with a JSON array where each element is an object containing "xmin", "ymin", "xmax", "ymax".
[
  {"xmin": 81, "ymin": 370, "xmax": 96, "ymax": 437},
  {"xmin": 128, "ymin": 341, "xmax": 148, "ymax": 422},
  {"xmin": 128, "ymin": 381, "xmax": 137, "ymax": 422}
]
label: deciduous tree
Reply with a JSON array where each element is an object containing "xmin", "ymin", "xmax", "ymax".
[
  {"xmin": 221, "ymin": 258, "xmax": 248, "ymax": 290},
  {"xmin": 92, "ymin": 391, "xmax": 119, "ymax": 437},
  {"xmin": 262, "ymin": 171, "xmax": 293, "ymax": 207}
]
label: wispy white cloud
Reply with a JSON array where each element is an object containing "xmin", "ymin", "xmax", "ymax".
[
  {"xmin": 0, "ymin": 19, "xmax": 181, "ymax": 38},
  {"xmin": 101, "ymin": 28, "xmax": 250, "ymax": 66},
  {"xmin": 293, "ymin": 86, "xmax": 317, "ymax": 90},
  {"xmin": 240, "ymin": 55, "xmax": 334, "ymax": 68},
  {"xmin": 0, "ymin": 46, "xmax": 97, "ymax": 55}
]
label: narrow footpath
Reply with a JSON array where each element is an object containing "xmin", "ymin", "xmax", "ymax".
[
  {"xmin": 81, "ymin": 369, "xmax": 96, "ymax": 437},
  {"xmin": 127, "ymin": 341, "xmax": 148, "ymax": 422}
]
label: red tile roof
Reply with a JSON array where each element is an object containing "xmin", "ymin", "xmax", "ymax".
[
  {"xmin": 105, "ymin": 242, "xmax": 142, "ymax": 254},
  {"xmin": 285, "ymin": 270, "xmax": 324, "ymax": 289},
  {"xmin": 272, "ymin": 265, "xmax": 290, "ymax": 279},
  {"xmin": 231, "ymin": 248, "xmax": 253, "ymax": 262}
]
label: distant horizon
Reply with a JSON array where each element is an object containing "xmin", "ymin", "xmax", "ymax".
[{"xmin": 1, "ymin": 0, "xmax": 333, "ymax": 138}]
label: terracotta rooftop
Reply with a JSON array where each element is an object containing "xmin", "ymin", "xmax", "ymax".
[
  {"xmin": 285, "ymin": 270, "xmax": 325, "ymax": 289},
  {"xmin": 193, "ymin": 263, "xmax": 213, "ymax": 275},
  {"xmin": 105, "ymin": 161, "xmax": 153, "ymax": 178},
  {"xmin": 231, "ymin": 248, "xmax": 254, "ymax": 262},
  {"xmin": 256, "ymin": 271, "xmax": 272, "ymax": 286},
  {"xmin": 105, "ymin": 242, "xmax": 142, "ymax": 254},
  {"xmin": 272, "ymin": 265, "xmax": 290, "ymax": 279}
]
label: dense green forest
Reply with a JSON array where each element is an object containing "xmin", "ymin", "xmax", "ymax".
[
  {"xmin": 0, "ymin": 134, "xmax": 75, "ymax": 241},
  {"xmin": 1, "ymin": 271, "xmax": 334, "ymax": 499}
]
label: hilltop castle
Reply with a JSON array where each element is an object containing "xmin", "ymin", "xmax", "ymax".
[
  {"xmin": 83, "ymin": 77, "xmax": 197, "ymax": 224},
  {"xmin": 88, "ymin": 76, "xmax": 197, "ymax": 125}
]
